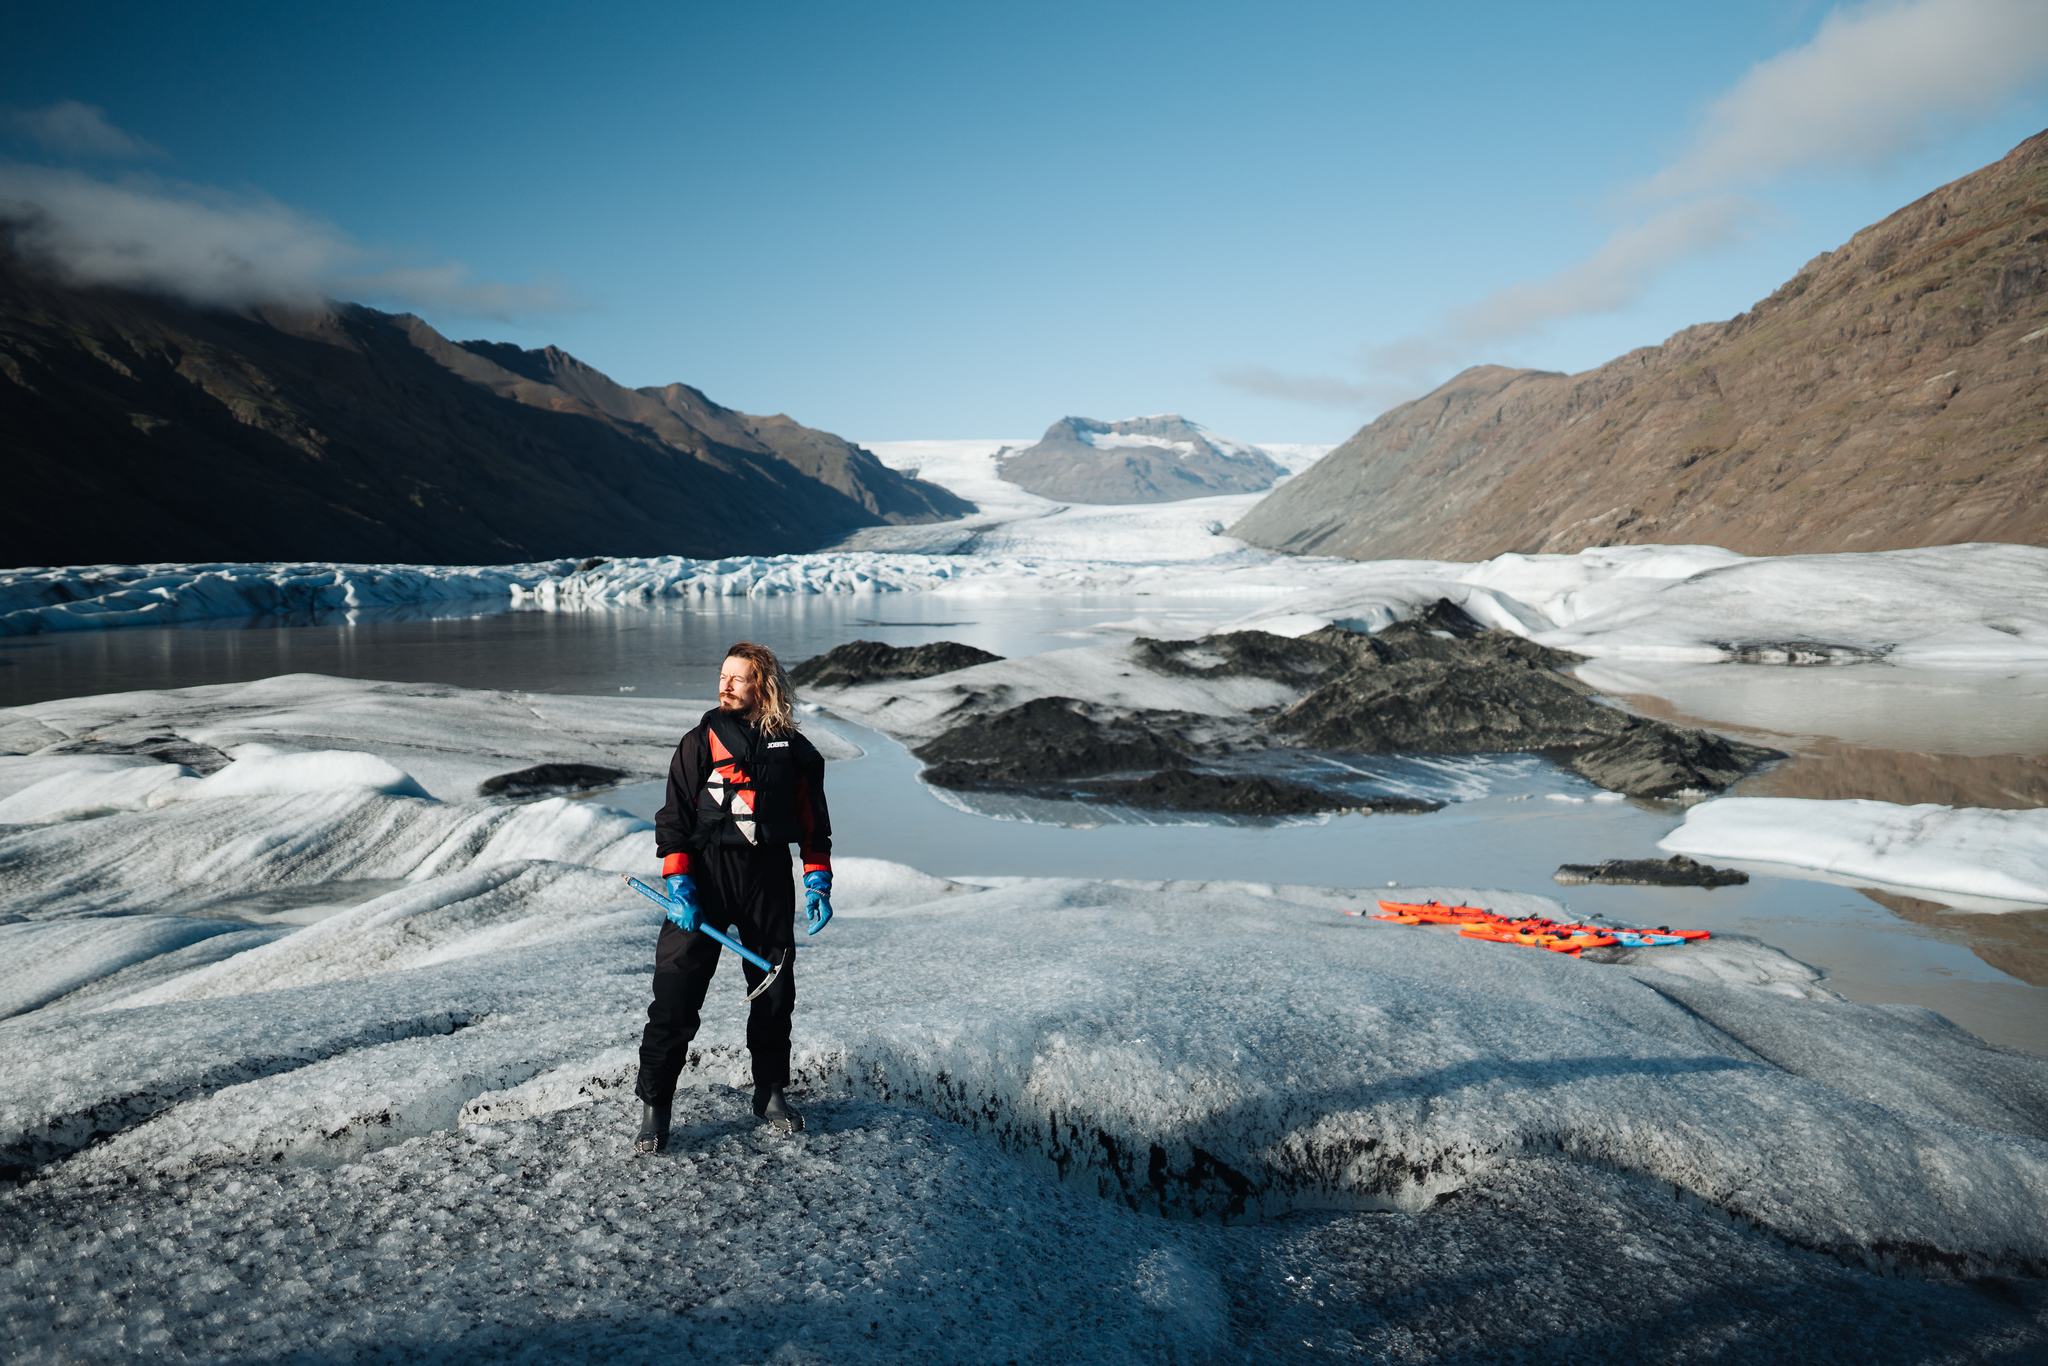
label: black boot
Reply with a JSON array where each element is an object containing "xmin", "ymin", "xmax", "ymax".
[
  {"xmin": 636, "ymin": 1099, "xmax": 672, "ymax": 1154},
  {"xmin": 753, "ymin": 1083, "xmax": 804, "ymax": 1133}
]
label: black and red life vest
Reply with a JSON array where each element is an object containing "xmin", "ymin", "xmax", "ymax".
[{"xmin": 695, "ymin": 711, "xmax": 815, "ymax": 848}]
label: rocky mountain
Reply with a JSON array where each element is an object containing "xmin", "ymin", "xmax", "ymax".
[
  {"xmin": 1233, "ymin": 131, "xmax": 2048, "ymax": 561},
  {"xmin": 0, "ymin": 249, "xmax": 971, "ymax": 568},
  {"xmin": 998, "ymin": 414, "xmax": 1288, "ymax": 503}
]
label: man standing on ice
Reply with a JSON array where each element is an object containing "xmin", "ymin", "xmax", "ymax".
[{"xmin": 633, "ymin": 641, "xmax": 834, "ymax": 1153}]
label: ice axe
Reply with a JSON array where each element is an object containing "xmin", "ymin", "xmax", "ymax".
[{"xmin": 622, "ymin": 875, "xmax": 787, "ymax": 1002}]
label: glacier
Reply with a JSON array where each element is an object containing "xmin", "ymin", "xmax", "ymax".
[
  {"xmin": 6, "ymin": 536, "xmax": 2044, "ymax": 671},
  {"xmin": 1, "ymin": 674, "xmax": 2046, "ymax": 1358}
]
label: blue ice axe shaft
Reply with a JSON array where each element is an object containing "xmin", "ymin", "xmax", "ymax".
[{"xmin": 622, "ymin": 875, "xmax": 776, "ymax": 972}]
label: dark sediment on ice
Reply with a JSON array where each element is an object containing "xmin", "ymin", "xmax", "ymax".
[
  {"xmin": 913, "ymin": 697, "xmax": 1438, "ymax": 816},
  {"xmin": 791, "ymin": 639, "xmax": 1003, "ymax": 689},
  {"xmin": 867, "ymin": 603, "xmax": 1780, "ymax": 815},
  {"xmin": 914, "ymin": 697, "xmax": 1191, "ymax": 786},
  {"xmin": 1554, "ymin": 855, "xmax": 1750, "ymax": 889},
  {"xmin": 36, "ymin": 731, "xmax": 232, "ymax": 775},
  {"xmin": 1128, "ymin": 630, "xmax": 1354, "ymax": 684},
  {"xmin": 1552, "ymin": 728, "xmax": 1776, "ymax": 799},
  {"xmin": 478, "ymin": 763, "xmax": 629, "ymax": 799}
]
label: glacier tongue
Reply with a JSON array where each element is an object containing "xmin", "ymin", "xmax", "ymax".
[{"xmin": 7, "ymin": 540, "xmax": 2047, "ymax": 667}]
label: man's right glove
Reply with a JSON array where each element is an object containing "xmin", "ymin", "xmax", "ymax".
[{"xmin": 663, "ymin": 874, "xmax": 703, "ymax": 933}]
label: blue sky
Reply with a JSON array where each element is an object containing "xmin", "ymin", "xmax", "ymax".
[{"xmin": 5, "ymin": 1, "xmax": 2047, "ymax": 443}]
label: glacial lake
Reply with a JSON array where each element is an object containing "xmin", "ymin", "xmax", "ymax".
[{"xmin": 2, "ymin": 592, "xmax": 2044, "ymax": 1055}]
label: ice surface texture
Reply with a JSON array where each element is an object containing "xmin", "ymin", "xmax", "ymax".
[
  {"xmin": 10, "ymin": 1100, "xmax": 2047, "ymax": 1364},
  {"xmin": 6, "ymin": 795, "xmax": 2048, "ymax": 1278},
  {"xmin": 5, "ymin": 849, "xmax": 2048, "ymax": 1359}
]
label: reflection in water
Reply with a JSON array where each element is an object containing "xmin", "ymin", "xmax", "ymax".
[
  {"xmin": 153, "ymin": 598, "xmax": 515, "ymax": 632},
  {"xmin": 1591, "ymin": 669, "xmax": 2048, "ymax": 810},
  {"xmin": 1860, "ymin": 889, "xmax": 2048, "ymax": 992},
  {"xmin": 1575, "ymin": 658, "xmax": 2048, "ymax": 758},
  {"xmin": 0, "ymin": 594, "xmax": 1157, "ymax": 710}
]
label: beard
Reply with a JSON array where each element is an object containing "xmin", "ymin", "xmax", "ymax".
[{"xmin": 718, "ymin": 695, "xmax": 749, "ymax": 712}]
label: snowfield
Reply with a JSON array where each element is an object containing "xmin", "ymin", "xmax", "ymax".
[{"xmin": 1, "ymin": 675, "xmax": 2047, "ymax": 1358}]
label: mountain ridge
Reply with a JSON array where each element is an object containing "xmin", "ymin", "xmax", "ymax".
[
  {"xmin": 0, "ymin": 251, "xmax": 970, "ymax": 568},
  {"xmin": 1232, "ymin": 130, "xmax": 2048, "ymax": 561}
]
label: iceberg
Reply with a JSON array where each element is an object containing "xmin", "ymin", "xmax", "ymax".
[{"xmin": 1660, "ymin": 797, "xmax": 2048, "ymax": 907}]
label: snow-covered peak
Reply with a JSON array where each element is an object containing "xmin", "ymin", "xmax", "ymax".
[
  {"xmin": 1061, "ymin": 414, "xmax": 1263, "ymax": 463},
  {"xmin": 998, "ymin": 415, "xmax": 1290, "ymax": 504}
]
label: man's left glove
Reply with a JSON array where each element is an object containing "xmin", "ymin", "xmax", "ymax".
[
  {"xmin": 803, "ymin": 870, "xmax": 832, "ymax": 935},
  {"xmin": 663, "ymin": 874, "xmax": 703, "ymax": 933}
]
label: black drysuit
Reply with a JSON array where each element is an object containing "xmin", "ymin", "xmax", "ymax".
[{"xmin": 635, "ymin": 707, "xmax": 832, "ymax": 1103}]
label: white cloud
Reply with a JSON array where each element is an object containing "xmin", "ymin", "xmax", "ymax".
[
  {"xmin": 5, "ymin": 100, "xmax": 165, "ymax": 160},
  {"xmin": 0, "ymin": 162, "xmax": 566, "ymax": 317},
  {"xmin": 1226, "ymin": 0, "xmax": 2048, "ymax": 413},
  {"xmin": 1640, "ymin": 0, "xmax": 2048, "ymax": 200},
  {"xmin": 1210, "ymin": 364, "xmax": 1408, "ymax": 410},
  {"xmin": 1438, "ymin": 197, "xmax": 1767, "ymax": 345}
]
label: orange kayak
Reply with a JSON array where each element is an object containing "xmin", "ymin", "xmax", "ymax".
[
  {"xmin": 1364, "ymin": 900, "xmax": 1704, "ymax": 953},
  {"xmin": 1373, "ymin": 899, "xmax": 1496, "ymax": 923},
  {"xmin": 1459, "ymin": 924, "xmax": 1620, "ymax": 955}
]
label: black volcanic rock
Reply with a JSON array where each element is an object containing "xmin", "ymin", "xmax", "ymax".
[
  {"xmin": 791, "ymin": 640, "xmax": 1003, "ymax": 689},
  {"xmin": 998, "ymin": 415, "xmax": 1287, "ymax": 504},
  {"xmin": 0, "ymin": 240, "xmax": 968, "ymax": 567},
  {"xmin": 1554, "ymin": 855, "xmax": 1749, "ymax": 888},
  {"xmin": 901, "ymin": 615, "xmax": 1777, "ymax": 810}
]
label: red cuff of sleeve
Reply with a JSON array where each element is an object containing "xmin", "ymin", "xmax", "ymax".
[
  {"xmin": 802, "ymin": 856, "xmax": 832, "ymax": 875},
  {"xmin": 662, "ymin": 851, "xmax": 690, "ymax": 877}
]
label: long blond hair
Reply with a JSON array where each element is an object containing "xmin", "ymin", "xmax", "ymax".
[{"xmin": 724, "ymin": 641, "xmax": 795, "ymax": 737}]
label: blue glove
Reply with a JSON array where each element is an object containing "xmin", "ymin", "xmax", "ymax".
[
  {"xmin": 804, "ymin": 870, "xmax": 832, "ymax": 935},
  {"xmin": 663, "ymin": 874, "xmax": 703, "ymax": 933}
]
